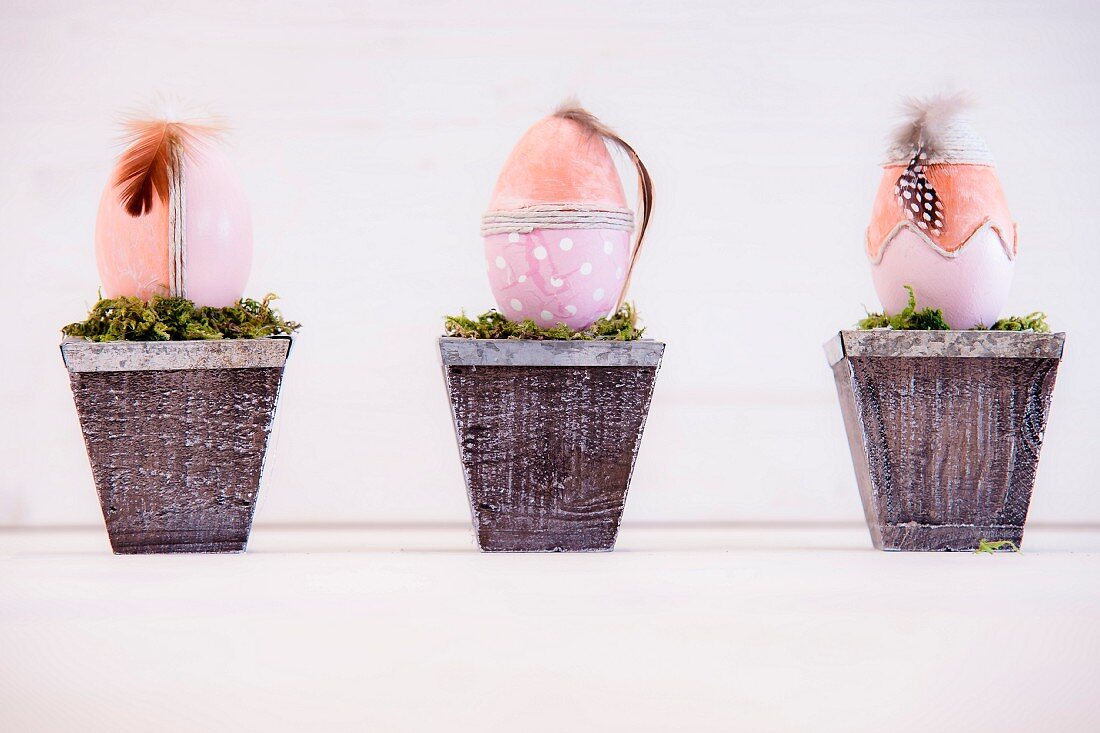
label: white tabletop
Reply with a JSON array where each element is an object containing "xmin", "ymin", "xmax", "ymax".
[{"xmin": 1, "ymin": 523, "xmax": 1097, "ymax": 732}]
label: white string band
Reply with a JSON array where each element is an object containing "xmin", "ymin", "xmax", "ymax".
[
  {"xmin": 167, "ymin": 145, "xmax": 187, "ymax": 298},
  {"xmin": 481, "ymin": 203, "xmax": 635, "ymax": 236},
  {"xmin": 883, "ymin": 117, "xmax": 995, "ymax": 166}
]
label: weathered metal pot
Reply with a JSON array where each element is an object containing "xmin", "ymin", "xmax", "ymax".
[
  {"xmin": 439, "ymin": 337, "xmax": 665, "ymax": 552},
  {"xmin": 825, "ymin": 330, "xmax": 1064, "ymax": 551},
  {"xmin": 61, "ymin": 337, "xmax": 292, "ymax": 554}
]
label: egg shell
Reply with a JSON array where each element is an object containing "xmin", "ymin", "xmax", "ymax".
[
  {"xmin": 485, "ymin": 114, "xmax": 633, "ymax": 328},
  {"xmin": 867, "ymin": 163, "xmax": 1015, "ymax": 329},
  {"xmin": 94, "ymin": 183, "xmax": 168, "ymax": 301},
  {"xmin": 868, "ymin": 164, "xmax": 1014, "ymax": 260},
  {"xmin": 180, "ymin": 146, "xmax": 252, "ymax": 307},
  {"xmin": 95, "ymin": 144, "xmax": 252, "ymax": 307},
  {"xmin": 485, "ymin": 228, "xmax": 629, "ymax": 329},
  {"xmin": 488, "ymin": 116, "xmax": 628, "ymax": 211},
  {"xmin": 871, "ymin": 226, "xmax": 1013, "ymax": 329}
]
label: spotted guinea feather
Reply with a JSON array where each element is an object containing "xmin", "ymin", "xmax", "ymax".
[
  {"xmin": 895, "ymin": 151, "xmax": 945, "ymax": 237},
  {"xmin": 114, "ymin": 118, "xmax": 223, "ymax": 217},
  {"xmin": 554, "ymin": 102, "xmax": 653, "ymax": 310}
]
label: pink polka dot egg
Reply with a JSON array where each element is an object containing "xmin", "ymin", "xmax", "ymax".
[
  {"xmin": 482, "ymin": 106, "xmax": 649, "ymax": 330},
  {"xmin": 485, "ymin": 229, "xmax": 630, "ymax": 329}
]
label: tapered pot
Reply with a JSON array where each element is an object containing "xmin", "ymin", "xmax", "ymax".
[
  {"xmin": 825, "ymin": 330, "xmax": 1064, "ymax": 551},
  {"xmin": 439, "ymin": 337, "xmax": 664, "ymax": 552},
  {"xmin": 61, "ymin": 337, "xmax": 292, "ymax": 554}
]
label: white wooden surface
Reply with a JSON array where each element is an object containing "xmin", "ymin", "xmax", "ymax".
[
  {"xmin": 1, "ymin": 524, "xmax": 1097, "ymax": 732},
  {"xmin": 2, "ymin": 0, "xmax": 1100, "ymax": 526}
]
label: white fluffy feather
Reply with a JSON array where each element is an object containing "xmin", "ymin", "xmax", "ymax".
[{"xmin": 891, "ymin": 92, "xmax": 973, "ymax": 158}]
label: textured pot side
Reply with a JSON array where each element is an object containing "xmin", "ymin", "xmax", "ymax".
[
  {"xmin": 825, "ymin": 330, "xmax": 1064, "ymax": 551},
  {"xmin": 439, "ymin": 337, "xmax": 665, "ymax": 552},
  {"xmin": 61, "ymin": 337, "xmax": 292, "ymax": 554}
]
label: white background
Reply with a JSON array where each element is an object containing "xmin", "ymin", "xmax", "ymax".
[{"xmin": 2, "ymin": 0, "xmax": 1098, "ymax": 528}]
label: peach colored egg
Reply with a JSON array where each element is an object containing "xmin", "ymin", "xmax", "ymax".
[
  {"xmin": 95, "ymin": 140, "xmax": 251, "ymax": 307},
  {"xmin": 488, "ymin": 116, "xmax": 628, "ymax": 211},
  {"xmin": 94, "ymin": 181, "xmax": 169, "ymax": 302}
]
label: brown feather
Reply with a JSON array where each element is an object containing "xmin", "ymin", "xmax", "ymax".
[
  {"xmin": 553, "ymin": 103, "xmax": 653, "ymax": 310},
  {"xmin": 114, "ymin": 117, "xmax": 223, "ymax": 217}
]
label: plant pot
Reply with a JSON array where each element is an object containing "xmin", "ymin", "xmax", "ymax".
[
  {"xmin": 61, "ymin": 337, "xmax": 293, "ymax": 554},
  {"xmin": 439, "ymin": 337, "xmax": 665, "ymax": 552},
  {"xmin": 825, "ymin": 330, "xmax": 1064, "ymax": 551}
]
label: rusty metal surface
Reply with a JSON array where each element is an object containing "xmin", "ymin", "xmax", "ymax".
[
  {"xmin": 828, "ymin": 337, "xmax": 1062, "ymax": 551},
  {"xmin": 441, "ymin": 340, "xmax": 664, "ymax": 552}
]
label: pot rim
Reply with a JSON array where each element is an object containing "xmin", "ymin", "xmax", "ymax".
[
  {"xmin": 439, "ymin": 336, "xmax": 664, "ymax": 367},
  {"xmin": 61, "ymin": 335, "xmax": 293, "ymax": 373},
  {"xmin": 824, "ymin": 329, "xmax": 1065, "ymax": 367}
]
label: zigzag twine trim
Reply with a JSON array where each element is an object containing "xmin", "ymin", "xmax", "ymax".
[{"xmin": 866, "ymin": 218, "xmax": 1018, "ymax": 265}]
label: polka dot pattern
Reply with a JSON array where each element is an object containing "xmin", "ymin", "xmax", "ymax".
[{"xmin": 484, "ymin": 227, "xmax": 630, "ymax": 329}]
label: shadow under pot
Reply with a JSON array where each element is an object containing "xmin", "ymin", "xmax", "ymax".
[
  {"xmin": 61, "ymin": 337, "xmax": 293, "ymax": 554},
  {"xmin": 439, "ymin": 337, "xmax": 665, "ymax": 552},
  {"xmin": 825, "ymin": 330, "xmax": 1064, "ymax": 551}
]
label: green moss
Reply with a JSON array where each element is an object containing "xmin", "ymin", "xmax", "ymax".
[
  {"xmin": 445, "ymin": 303, "xmax": 643, "ymax": 341},
  {"xmin": 859, "ymin": 286, "xmax": 950, "ymax": 330},
  {"xmin": 859, "ymin": 286, "xmax": 1050, "ymax": 332},
  {"xmin": 975, "ymin": 538, "xmax": 1020, "ymax": 554},
  {"xmin": 983, "ymin": 312, "xmax": 1051, "ymax": 333},
  {"xmin": 62, "ymin": 293, "xmax": 300, "ymax": 342}
]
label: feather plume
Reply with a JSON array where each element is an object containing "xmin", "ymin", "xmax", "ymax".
[
  {"xmin": 114, "ymin": 116, "xmax": 224, "ymax": 217},
  {"xmin": 554, "ymin": 102, "xmax": 653, "ymax": 309},
  {"xmin": 890, "ymin": 92, "xmax": 972, "ymax": 161}
]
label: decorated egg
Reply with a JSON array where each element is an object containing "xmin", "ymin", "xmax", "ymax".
[
  {"xmin": 867, "ymin": 95, "xmax": 1015, "ymax": 329},
  {"xmin": 483, "ymin": 105, "xmax": 651, "ymax": 329},
  {"xmin": 95, "ymin": 117, "xmax": 252, "ymax": 307}
]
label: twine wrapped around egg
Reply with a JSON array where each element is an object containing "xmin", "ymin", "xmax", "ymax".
[
  {"xmin": 883, "ymin": 94, "xmax": 995, "ymax": 166},
  {"xmin": 95, "ymin": 113, "xmax": 252, "ymax": 308},
  {"xmin": 480, "ymin": 204, "xmax": 636, "ymax": 235},
  {"xmin": 482, "ymin": 103, "xmax": 652, "ymax": 330}
]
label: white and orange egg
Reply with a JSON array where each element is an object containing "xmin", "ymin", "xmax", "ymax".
[{"xmin": 867, "ymin": 95, "xmax": 1016, "ymax": 329}]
